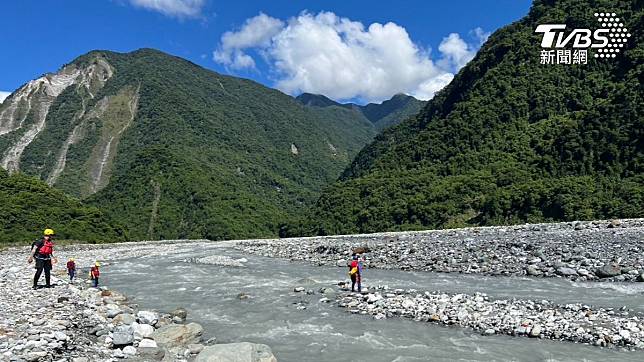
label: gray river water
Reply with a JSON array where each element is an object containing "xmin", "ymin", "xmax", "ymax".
[{"xmin": 105, "ymin": 244, "xmax": 644, "ymax": 361}]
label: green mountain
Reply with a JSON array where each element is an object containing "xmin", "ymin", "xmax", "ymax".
[
  {"xmin": 0, "ymin": 48, "xmax": 379, "ymax": 240},
  {"xmin": 295, "ymin": 92, "xmax": 426, "ymax": 130},
  {"xmin": 0, "ymin": 168, "xmax": 123, "ymax": 243},
  {"xmin": 286, "ymin": 0, "xmax": 644, "ymax": 236}
]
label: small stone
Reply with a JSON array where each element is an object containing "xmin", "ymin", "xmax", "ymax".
[
  {"xmin": 123, "ymin": 346, "xmax": 136, "ymax": 355},
  {"xmin": 293, "ymin": 287, "xmax": 305, "ymax": 292}
]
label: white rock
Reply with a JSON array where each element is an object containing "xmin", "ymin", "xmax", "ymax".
[
  {"xmin": 138, "ymin": 338, "xmax": 158, "ymax": 348},
  {"xmin": 123, "ymin": 345, "xmax": 136, "ymax": 355},
  {"xmin": 137, "ymin": 311, "xmax": 159, "ymax": 325},
  {"xmin": 132, "ymin": 322, "xmax": 155, "ymax": 339}
]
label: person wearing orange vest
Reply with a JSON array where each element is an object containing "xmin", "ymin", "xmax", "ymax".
[
  {"xmin": 27, "ymin": 229, "xmax": 57, "ymax": 289},
  {"xmin": 348, "ymin": 254, "xmax": 362, "ymax": 293},
  {"xmin": 89, "ymin": 261, "xmax": 101, "ymax": 288}
]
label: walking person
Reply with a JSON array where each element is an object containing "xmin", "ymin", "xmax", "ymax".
[
  {"xmin": 66, "ymin": 258, "xmax": 76, "ymax": 283},
  {"xmin": 27, "ymin": 229, "xmax": 57, "ymax": 289},
  {"xmin": 349, "ymin": 254, "xmax": 362, "ymax": 293},
  {"xmin": 89, "ymin": 261, "xmax": 100, "ymax": 288}
]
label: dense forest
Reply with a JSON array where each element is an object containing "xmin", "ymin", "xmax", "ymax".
[
  {"xmin": 0, "ymin": 169, "xmax": 124, "ymax": 243},
  {"xmin": 284, "ymin": 0, "xmax": 644, "ymax": 236}
]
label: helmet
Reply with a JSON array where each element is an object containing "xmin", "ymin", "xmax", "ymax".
[
  {"xmin": 70, "ymin": 258, "xmax": 75, "ymax": 261},
  {"xmin": 44, "ymin": 228, "xmax": 55, "ymax": 236},
  {"xmin": 95, "ymin": 261, "xmax": 101, "ymax": 267}
]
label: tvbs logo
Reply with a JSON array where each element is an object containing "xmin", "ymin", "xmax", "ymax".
[{"xmin": 535, "ymin": 12, "xmax": 630, "ymax": 64}]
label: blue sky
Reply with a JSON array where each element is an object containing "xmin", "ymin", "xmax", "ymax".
[{"xmin": 1, "ymin": 0, "xmax": 531, "ymax": 103}]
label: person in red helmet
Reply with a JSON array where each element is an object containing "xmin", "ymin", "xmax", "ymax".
[{"xmin": 28, "ymin": 228, "xmax": 57, "ymax": 289}]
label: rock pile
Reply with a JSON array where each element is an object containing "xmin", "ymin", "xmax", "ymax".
[
  {"xmin": 336, "ymin": 286, "xmax": 644, "ymax": 350},
  {"xmin": 236, "ymin": 219, "xmax": 644, "ymax": 282}
]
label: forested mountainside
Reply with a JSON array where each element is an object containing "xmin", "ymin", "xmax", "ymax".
[{"xmin": 285, "ymin": 0, "xmax": 643, "ymax": 236}]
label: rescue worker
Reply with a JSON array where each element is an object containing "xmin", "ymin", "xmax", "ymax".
[
  {"xmin": 348, "ymin": 254, "xmax": 362, "ymax": 293},
  {"xmin": 27, "ymin": 229, "xmax": 57, "ymax": 289},
  {"xmin": 89, "ymin": 261, "xmax": 100, "ymax": 288},
  {"xmin": 66, "ymin": 258, "xmax": 76, "ymax": 283}
]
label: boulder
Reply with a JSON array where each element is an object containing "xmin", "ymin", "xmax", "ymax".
[
  {"xmin": 113, "ymin": 313, "xmax": 136, "ymax": 326},
  {"xmin": 171, "ymin": 307, "xmax": 188, "ymax": 321},
  {"xmin": 352, "ymin": 246, "xmax": 370, "ymax": 254},
  {"xmin": 556, "ymin": 267, "xmax": 578, "ymax": 277},
  {"xmin": 637, "ymin": 272, "xmax": 644, "ymax": 282},
  {"xmin": 123, "ymin": 346, "xmax": 137, "ymax": 356},
  {"xmin": 139, "ymin": 338, "xmax": 158, "ymax": 348},
  {"xmin": 188, "ymin": 343, "xmax": 205, "ymax": 354},
  {"xmin": 138, "ymin": 346, "xmax": 165, "ymax": 360},
  {"xmin": 525, "ymin": 265, "xmax": 541, "ymax": 276},
  {"xmin": 137, "ymin": 311, "xmax": 159, "ymax": 325},
  {"xmin": 596, "ymin": 263, "xmax": 622, "ymax": 278},
  {"xmin": 195, "ymin": 342, "xmax": 277, "ymax": 362},
  {"xmin": 112, "ymin": 325, "xmax": 134, "ymax": 346},
  {"xmin": 133, "ymin": 322, "xmax": 155, "ymax": 339},
  {"xmin": 152, "ymin": 322, "xmax": 203, "ymax": 348}
]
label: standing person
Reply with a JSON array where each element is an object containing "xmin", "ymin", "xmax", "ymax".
[
  {"xmin": 66, "ymin": 258, "xmax": 76, "ymax": 283},
  {"xmin": 27, "ymin": 229, "xmax": 57, "ymax": 289},
  {"xmin": 348, "ymin": 254, "xmax": 362, "ymax": 293},
  {"xmin": 89, "ymin": 261, "xmax": 100, "ymax": 288}
]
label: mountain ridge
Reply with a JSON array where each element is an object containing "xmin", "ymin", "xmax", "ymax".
[
  {"xmin": 0, "ymin": 48, "xmax": 386, "ymax": 240},
  {"xmin": 284, "ymin": 0, "xmax": 644, "ymax": 236},
  {"xmin": 295, "ymin": 92, "xmax": 426, "ymax": 129}
]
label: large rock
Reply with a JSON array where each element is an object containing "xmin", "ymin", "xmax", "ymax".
[
  {"xmin": 112, "ymin": 325, "xmax": 134, "ymax": 346},
  {"xmin": 133, "ymin": 322, "xmax": 155, "ymax": 339},
  {"xmin": 139, "ymin": 346, "xmax": 165, "ymax": 360},
  {"xmin": 556, "ymin": 267, "xmax": 578, "ymax": 276},
  {"xmin": 152, "ymin": 322, "xmax": 203, "ymax": 348},
  {"xmin": 113, "ymin": 313, "xmax": 136, "ymax": 325},
  {"xmin": 138, "ymin": 311, "xmax": 159, "ymax": 325},
  {"xmin": 525, "ymin": 265, "xmax": 541, "ymax": 276},
  {"xmin": 171, "ymin": 307, "xmax": 188, "ymax": 322},
  {"xmin": 596, "ymin": 263, "xmax": 622, "ymax": 278},
  {"xmin": 195, "ymin": 342, "xmax": 277, "ymax": 362}
]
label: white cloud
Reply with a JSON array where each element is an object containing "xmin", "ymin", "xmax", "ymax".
[
  {"xmin": 213, "ymin": 13, "xmax": 284, "ymax": 69},
  {"xmin": 128, "ymin": 0, "xmax": 205, "ymax": 18},
  {"xmin": 472, "ymin": 27, "xmax": 491, "ymax": 45},
  {"xmin": 0, "ymin": 91, "xmax": 10, "ymax": 104},
  {"xmin": 213, "ymin": 11, "xmax": 486, "ymax": 102}
]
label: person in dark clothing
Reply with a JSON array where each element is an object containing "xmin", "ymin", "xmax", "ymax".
[
  {"xmin": 28, "ymin": 229, "xmax": 57, "ymax": 289},
  {"xmin": 89, "ymin": 262, "xmax": 100, "ymax": 288},
  {"xmin": 66, "ymin": 258, "xmax": 76, "ymax": 282}
]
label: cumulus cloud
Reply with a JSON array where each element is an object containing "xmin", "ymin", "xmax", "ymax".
[
  {"xmin": 214, "ymin": 13, "xmax": 284, "ymax": 69},
  {"xmin": 213, "ymin": 11, "xmax": 486, "ymax": 102},
  {"xmin": 0, "ymin": 91, "xmax": 10, "ymax": 104},
  {"xmin": 128, "ymin": 0, "xmax": 205, "ymax": 18}
]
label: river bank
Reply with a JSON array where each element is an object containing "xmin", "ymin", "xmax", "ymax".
[
  {"xmin": 334, "ymin": 285, "xmax": 644, "ymax": 349},
  {"xmin": 235, "ymin": 218, "xmax": 644, "ymax": 282},
  {"xmin": 0, "ymin": 241, "xmax": 276, "ymax": 362}
]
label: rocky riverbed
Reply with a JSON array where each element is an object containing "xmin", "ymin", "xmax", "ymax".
[
  {"xmin": 0, "ymin": 241, "xmax": 276, "ymax": 362},
  {"xmin": 333, "ymin": 285, "xmax": 644, "ymax": 350},
  {"xmin": 236, "ymin": 219, "xmax": 644, "ymax": 282}
]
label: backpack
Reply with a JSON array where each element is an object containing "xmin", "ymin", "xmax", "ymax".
[
  {"xmin": 39, "ymin": 239, "xmax": 54, "ymax": 255},
  {"xmin": 349, "ymin": 267, "xmax": 358, "ymax": 276}
]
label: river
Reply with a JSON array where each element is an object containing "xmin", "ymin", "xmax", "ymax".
[{"xmin": 105, "ymin": 243, "xmax": 644, "ymax": 361}]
